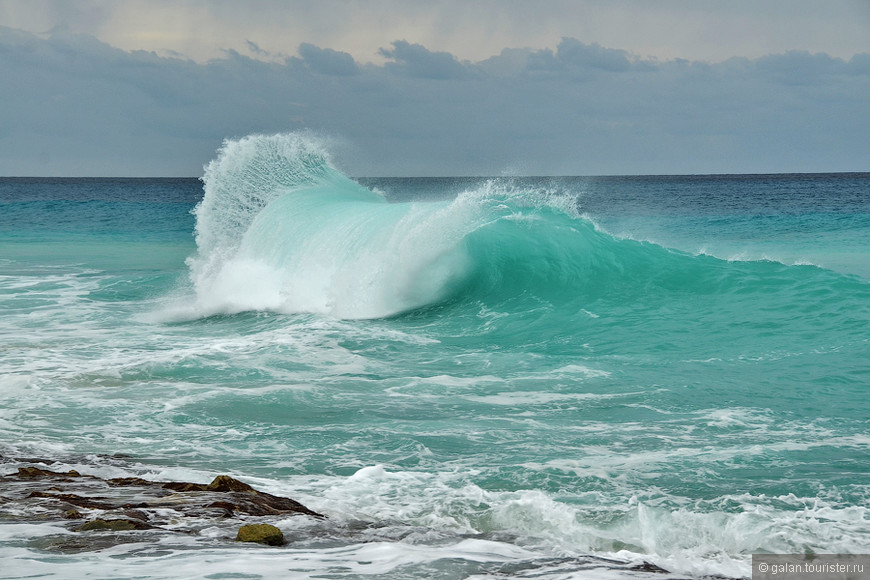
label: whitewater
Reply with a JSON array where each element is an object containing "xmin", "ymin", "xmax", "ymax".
[{"xmin": 1, "ymin": 133, "xmax": 869, "ymax": 579}]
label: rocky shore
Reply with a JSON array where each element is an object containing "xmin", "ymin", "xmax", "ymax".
[{"xmin": 0, "ymin": 456, "xmax": 324, "ymax": 551}]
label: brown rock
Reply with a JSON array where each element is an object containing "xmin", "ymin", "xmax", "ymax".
[
  {"xmin": 5, "ymin": 461, "xmax": 325, "ymax": 550},
  {"xmin": 207, "ymin": 475, "xmax": 256, "ymax": 493},
  {"xmin": 16, "ymin": 467, "xmax": 85, "ymax": 479},
  {"xmin": 27, "ymin": 491, "xmax": 115, "ymax": 510},
  {"xmin": 207, "ymin": 501, "xmax": 238, "ymax": 516},
  {"xmin": 221, "ymin": 491, "xmax": 324, "ymax": 517},
  {"xmin": 76, "ymin": 519, "xmax": 148, "ymax": 532},
  {"xmin": 161, "ymin": 475, "xmax": 324, "ymax": 518},
  {"xmin": 106, "ymin": 477, "xmax": 154, "ymax": 487},
  {"xmin": 161, "ymin": 481, "xmax": 208, "ymax": 492},
  {"xmin": 16, "ymin": 467, "xmax": 52, "ymax": 478}
]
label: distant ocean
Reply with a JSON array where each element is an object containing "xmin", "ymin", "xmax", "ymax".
[{"xmin": 1, "ymin": 133, "xmax": 868, "ymax": 579}]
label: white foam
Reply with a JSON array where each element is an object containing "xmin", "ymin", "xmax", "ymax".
[
  {"xmin": 462, "ymin": 391, "xmax": 619, "ymax": 406},
  {"xmin": 348, "ymin": 464, "xmax": 388, "ymax": 481}
]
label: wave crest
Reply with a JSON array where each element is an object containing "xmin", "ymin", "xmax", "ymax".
[{"xmin": 190, "ymin": 132, "xmax": 337, "ymax": 283}]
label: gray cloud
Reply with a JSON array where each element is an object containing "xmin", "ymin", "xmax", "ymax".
[
  {"xmin": 297, "ymin": 43, "xmax": 359, "ymax": 76},
  {"xmin": 379, "ymin": 40, "xmax": 476, "ymax": 79},
  {"xmin": 528, "ymin": 38, "xmax": 638, "ymax": 73},
  {"xmin": 0, "ymin": 26, "xmax": 867, "ymax": 177},
  {"xmin": 245, "ymin": 40, "xmax": 269, "ymax": 58}
]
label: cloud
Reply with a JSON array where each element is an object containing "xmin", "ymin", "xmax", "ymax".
[
  {"xmin": 379, "ymin": 40, "xmax": 475, "ymax": 79},
  {"xmin": 528, "ymin": 38, "xmax": 639, "ymax": 73},
  {"xmin": 0, "ymin": 26, "xmax": 868, "ymax": 177},
  {"xmin": 297, "ymin": 43, "xmax": 359, "ymax": 76},
  {"xmin": 245, "ymin": 40, "xmax": 269, "ymax": 58}
]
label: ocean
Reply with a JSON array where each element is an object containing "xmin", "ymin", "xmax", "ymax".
[{"xmin": 1, "ymin": 133, "xmax": 868, "ymax": 579}]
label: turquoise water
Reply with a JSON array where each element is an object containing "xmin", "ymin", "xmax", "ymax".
[{"xmin": 1, "ymin": 134, "xmax": 869, "ymax": 579}]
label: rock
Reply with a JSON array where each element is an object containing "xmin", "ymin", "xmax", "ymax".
[
  {"xmin": 236, "ymin": 523, "xmax": 285, "ymax": 546},
  {"xmin": 207, "ymin": 500, "xmax": 238, "ymax": 516},
  {"xmin": 207, "ymin": 475, "xmax": 256, "ymax": 493},
  {"xmin": 2, "ymin": 462, "xmax": 322, "ymax": 552},
  {"xmin": 630, "ymin": 561, "xmax": 670, "ymax": 574},
  {"xmin": 163, "ymin": 475, "xmax": 324, "ymax": 518},
  {"xmin": 16, "ymin": 466, "xmax": 45, "ymax": 478},
  {"xmin": 27, "ymin": 491, "xmax": 116, "ymax": 510},
  {"xmin": 209, "ymin": 490, "xmax": 323, "ymax": 517},
  {"xmin": 162, "ymin": 481, "xmax": 208, "ymax": 492},
  {"xmin": 106, "ymin": 477, "xmax": 153, "ymax": 487},
  {"xmin": 17, "ymin": 467, "xmax": 82, "ymax": 479},
  {"xmin": 76, "ymin": 519, "xmax": 143, "ymax": 532},
  {"xmin": 162, "ymin": 475, "xmax": 255, "ymax": 494},
  {"xmin": 120, "ymin": 509, "xmax": 149, "ymax": 521}
]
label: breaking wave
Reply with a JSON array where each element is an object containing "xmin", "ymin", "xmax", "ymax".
[{"xmin": 185, "ymin": 133, "xmax": 864, "ymax": 323}]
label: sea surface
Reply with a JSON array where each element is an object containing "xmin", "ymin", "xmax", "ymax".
[{"xmin": 1, "ymin": 133, "xmax": 869, "ymax": 579}]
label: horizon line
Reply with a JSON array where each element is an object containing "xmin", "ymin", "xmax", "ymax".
[{"xmin": 2, "ymin": 170, "xmax": 869, "ymax": 180}]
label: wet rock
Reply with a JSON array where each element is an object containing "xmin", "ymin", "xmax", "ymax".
[
  {"xmin": 106, "ymin": 477, "xmax": 153, "ymax": 487},
  {"xmin": 164, "ymin": 475, "xmax": 324, "ymax": 518},
  {"xmin": 236, "ymin": 523, "xmax": 285, "ymax": 546},
  {"xmin": 207, "ymin": 475, "xmax": 256, "ymax": 493},
  {"xmin": 27, "ymin": 491, "xmax": 115, "ymax": 510},
  {"xmin": 1, "ymin": 461, "xmax": 324, "ymax": 552},
  {"xmin": 210, "ymin": 490, "xmax": 321, "ymax": 517},
  {"xmin": 161, "ymin": 475, "xmax": 256, "ymax": 494},
  {"xmin": 162, "ymin": 481, "xmax": 208, "ymax": 492},
  {"xmin": 207, "ymin": 500, "xmax": 239, "ymax": 516},
  {"xmin": 28, "ymin": 534, "xmax": 139, "ymax": 554},
  {"xmin": 120, "ymin": 509, "xmax": 149, "ymax": 521},
  {"xmin": 77, "ymin": 518, "xmax": 146, "ymax": 532},
  {"xmin": 629, "ymin": 561, "xmax": 670, "ymax": 573},
  {"xmin": 17, "ymin": 467, "xmax": 83, "ymax": 479}
]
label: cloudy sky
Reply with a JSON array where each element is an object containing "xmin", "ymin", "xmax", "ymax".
[{"xmin": 1, "ymin": 0, "xmax": 868, "ymax": 176}]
